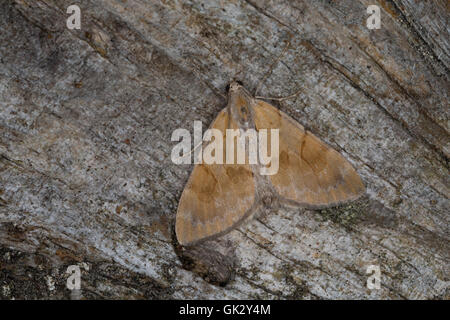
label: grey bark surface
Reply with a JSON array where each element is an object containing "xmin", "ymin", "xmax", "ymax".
[{"xmin": 0, "ymin": 0, "xmax": 448, "ymax": 299}]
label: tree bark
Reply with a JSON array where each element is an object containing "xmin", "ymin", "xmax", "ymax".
[{"xmin": 0, "ymin": 0, "xmax": 448, "ymax": 299}]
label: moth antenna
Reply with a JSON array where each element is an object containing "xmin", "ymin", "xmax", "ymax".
[
  {"xmin": 189, "ymin": 64, "xmax": 227, "ymax": 100},
  {"xmin": 254, "ymin": 39, "xmax": 291, "ymax": 97},
  {"xmin": 206, "ymin": 81, "xmax": 227, "ymax": 100},
  {"xmin": 180, "ymin": 141, "xmax": 203, "ymax": 159},
  {"xmin": 255, "ymin": 88, "xmax": 303, "ymax": 102}
]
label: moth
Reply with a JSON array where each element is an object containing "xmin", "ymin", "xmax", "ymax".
[{"xmin": 175, "ymin": 81, "xmax": 365, "ymax": 245}]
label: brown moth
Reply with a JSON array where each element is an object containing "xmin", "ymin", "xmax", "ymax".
[{"xmin": 175, "ymin": 81, "xmax": 365, "ymax": 245}]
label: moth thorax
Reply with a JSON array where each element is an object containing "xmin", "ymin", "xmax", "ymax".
[
  {"xmin": 238, "ymin": 104, "xmax": 249, "ymax": 120},
  {"xmin": 235, "ymin": 104, "xmax": 253, "ymax": 128},
  {"xmin": 228, "ymin": 88, "xmax": 253, "ymax": 128}
]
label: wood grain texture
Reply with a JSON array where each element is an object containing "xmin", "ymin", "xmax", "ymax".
[{"xmin": 0, "ymin": 0, "xmax": 448, "ymax": 299}]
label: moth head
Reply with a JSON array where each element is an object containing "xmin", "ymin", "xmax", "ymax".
[{"xmin": 227, "ymin": 80, "xmax": 244, "ymax": 93}]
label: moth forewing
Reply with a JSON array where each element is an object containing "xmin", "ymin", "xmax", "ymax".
[
  {"xmin": 253, "ymin": 99, "xmax": 365, "ymax": 207},
  {"xmin": 175, "ymin": 107, "xmax": 257, "ymax": 246}
]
